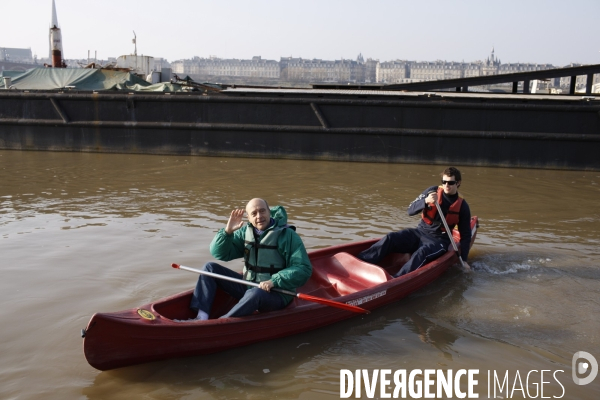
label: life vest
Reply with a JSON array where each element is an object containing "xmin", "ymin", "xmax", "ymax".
[
  {"xmin": 421, "ymin": 186, "xmax": 463, "ymax": 232},
  {"xmin": 243, "ymin": 224, "xmax": 294, "ymax": 283}
]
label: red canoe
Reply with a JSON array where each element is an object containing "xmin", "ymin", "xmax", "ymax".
[{"xmin": 82, "ymin": 216, "xmax": 478, "ymax": 370}]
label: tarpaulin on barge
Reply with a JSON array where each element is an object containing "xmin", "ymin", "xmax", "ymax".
[{"xmin": 0, "ymin": 68, "xmax": 182, "ymax": 92}]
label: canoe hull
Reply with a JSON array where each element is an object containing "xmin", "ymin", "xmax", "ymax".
[{"xmin": 83, "ymin": 217, "xmax": 478, "ymax": 370}]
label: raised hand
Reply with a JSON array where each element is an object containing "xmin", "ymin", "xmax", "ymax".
[{"xmin": 225, "ymin": 209, "xmax": 245, "ymax": 234}]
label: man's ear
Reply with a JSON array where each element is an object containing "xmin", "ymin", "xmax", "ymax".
[{"xmin": 457, "ymin": 181, "xmax": 461, "ymax": 188}]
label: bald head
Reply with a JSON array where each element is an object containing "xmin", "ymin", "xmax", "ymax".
[
  {"xmin": 246, "ymin": 198, "xmax": 271, "ymax": 231},
  {"xmin": 246, "ymin": 198, "xmax": 269, "ymax": 210}
]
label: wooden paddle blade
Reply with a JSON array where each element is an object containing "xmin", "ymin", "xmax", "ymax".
[{"xmin": 296, "ymin": 293, "xmax": 370, "ymax": 314}]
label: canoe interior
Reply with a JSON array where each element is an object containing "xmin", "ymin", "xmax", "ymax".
[{"xmin": 151, "ymin": 240, "xmax": 410, "ymax": 320}]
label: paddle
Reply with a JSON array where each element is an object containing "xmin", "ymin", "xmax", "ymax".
[
  {"xmin": 171, "ymin": 263, "xmax": 370, "ymax": 314},
  {"xmin": 433, "ymin": 200, "xmax": 469, "ymax": 271}
]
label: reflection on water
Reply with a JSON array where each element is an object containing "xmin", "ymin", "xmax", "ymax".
[{"xmin": 1, "ymin": 150, "xmax": 599, "ymax": 399}]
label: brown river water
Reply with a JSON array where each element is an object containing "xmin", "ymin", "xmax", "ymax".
[{"xmin": 1, "ymin": 150, "xmax": 599, "ymax": 399}]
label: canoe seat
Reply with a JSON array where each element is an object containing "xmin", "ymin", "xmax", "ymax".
[{"xmin": 306, "ymin": 252, "xmax": 393, "ymax": 296}]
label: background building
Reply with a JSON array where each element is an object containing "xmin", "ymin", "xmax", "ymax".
[
  {"xmin": 171, "ymin": 56, "xmax": 280, "ymax": 84},
  {"xmin": 169, "ymin": 49, "xmax": 569, "ymax": 88},
  {"xmin": 4, "ymin": 44, "xmax": 597, "ymax": 90},
  {"xmin": 0, "ymin": 47, "xmax": 35, "ymax": 64},
  {"xmin": 376, "ymin": 60, "xmax": 408, "ymax": 83}
]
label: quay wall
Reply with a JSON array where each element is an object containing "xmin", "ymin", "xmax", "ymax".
[{"xmin": 0, "ymin": 90, "xmax": 599, "ymax": 170}]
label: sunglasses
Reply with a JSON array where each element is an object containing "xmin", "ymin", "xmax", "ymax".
[{"xmin": 441, "ymin": 180, "xmax": 457, "ymax": 186}]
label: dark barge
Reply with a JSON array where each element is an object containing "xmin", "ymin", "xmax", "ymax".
[{"xmin": 1, "ymin": 85, "xmax": 599, "ymax": 170}]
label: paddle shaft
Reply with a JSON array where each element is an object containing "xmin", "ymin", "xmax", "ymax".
[
  {"xmin": 175, "ymin": 264, "xmax": 296, "ymax": 296},
  {"xmin": 432, "ymin": 199, "xmax": 466, "ymax": 269},
  {"xmin": 171, "ymin": 263, "xmax": 369, "ymax": 314}
]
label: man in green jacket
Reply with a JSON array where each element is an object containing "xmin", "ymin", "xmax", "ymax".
[{"xmin": 184, "ymin": 198, "xmax": 312, "ymax": 320}]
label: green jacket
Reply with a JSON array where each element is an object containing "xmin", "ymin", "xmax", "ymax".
[{"xmin": 209, "ymin": 205, "xmax": 312, "ymax": 304}]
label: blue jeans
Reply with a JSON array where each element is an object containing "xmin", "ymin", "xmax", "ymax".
[
  {"xmin": 190, "ymin": 262, "xmax": 287, "ymax": 318},
  {"xmin": 357, "ymin": 228, "xmax": 449, "ymax": 277}
]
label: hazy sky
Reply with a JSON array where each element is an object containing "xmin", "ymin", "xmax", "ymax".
[{"xmin": 2, "ymin": 0, "xmax": 599, "ymax": 66}]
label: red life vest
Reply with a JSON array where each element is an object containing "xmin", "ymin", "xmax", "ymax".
[{"xmin": 421, "ymin": 186, "xmax": 463, "ymax": 232}]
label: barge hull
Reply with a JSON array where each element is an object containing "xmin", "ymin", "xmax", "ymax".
[{"xmin": 1, "ymin": 90, "xmax": 598, "ymax": 170}]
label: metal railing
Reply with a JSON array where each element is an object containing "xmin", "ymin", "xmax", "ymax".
[
  {"xmin": 312, "ymin": 64, "xmax": 600, "ymax": 95},
  {"xmin": 383, "ymin": 64, "xmax": 600, "ymax": 95}
]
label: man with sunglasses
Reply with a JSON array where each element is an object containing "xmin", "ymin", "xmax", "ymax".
[{"xmin": 357, "ymin": 167, "xmax": 471, "ymax": 277}]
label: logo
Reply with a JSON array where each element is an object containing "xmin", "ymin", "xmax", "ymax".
[
  {"xmin": 137, "ymin": 309, "xmax": 156, "ymax": 320},
  {"xmin": 346, "ymin": 290, "xmax": 386, "ymax": 307},
  {"xmin": 572, "ymin": 351, "xmax": 598, "ymax": 385}
]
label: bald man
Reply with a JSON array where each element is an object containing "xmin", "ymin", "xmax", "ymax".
[{"xmin": 182, "ymin": 198, "xmax": 312, "ymax": 320}]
